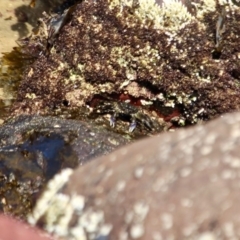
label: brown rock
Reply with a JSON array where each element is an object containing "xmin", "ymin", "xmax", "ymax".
[
  {"xmin": 29, "ymin": 112, "xmax": 240, "ymax": 239},
  {"xmin": 12, "ymin": 0, "xmax": 240, "ymax": 128}
]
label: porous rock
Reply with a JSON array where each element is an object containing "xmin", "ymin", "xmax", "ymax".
[
  {"xmin": 12, "ymin": 0, "xmax": 240, "ymax": 127},
  {"xmin": 29, "ymin": 112, "xmax": 240, "ymax": 239}
]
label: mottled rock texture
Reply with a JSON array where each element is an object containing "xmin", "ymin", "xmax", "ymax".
[
  {"xmin": 29, "ymin": 112, "xmax": 240, "ymax": 239},
  {"xmin": 0, "ymin": 115, "xmax": 129, "ymax": 218},
  {"xmin": 0, "ymin": 0, "xmax": 76, "ymax": 122},
  {"xmin": 12, "ymin": 0, "xmax": 240, "ymax": 129}
]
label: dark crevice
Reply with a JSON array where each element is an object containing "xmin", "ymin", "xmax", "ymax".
[{"xmin": 212, "ymin": 49, "xmax": 222, "ymax": 59}]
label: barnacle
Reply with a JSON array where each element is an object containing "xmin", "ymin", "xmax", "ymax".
[{"xmin": 10, "ymin": 0, "xmax": 240, "ymax": 135}]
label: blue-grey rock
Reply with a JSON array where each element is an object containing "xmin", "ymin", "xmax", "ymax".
[{"xmin": 0, "ymin": 115, "xmax": 129, "ymax": 218}]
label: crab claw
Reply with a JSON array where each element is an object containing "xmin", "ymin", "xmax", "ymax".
[
  {"xmin": 129, "ymin": 120, "xmax": 137, "ymax": 132},
  {"xmin": 109, "ymin": 115, "xmax": 116, "ymax": 128}
]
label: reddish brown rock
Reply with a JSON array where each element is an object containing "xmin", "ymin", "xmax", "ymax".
[
  {"xmin": 12, "ymin": 0, "xmax": 240, "ymax": 130},
  {"xmin": 0, "ymin": 214, "xmax": 53, "ymax": 240},
  {"xmin": 29, "ymin": 112, "xmax": 240, "ymax": 239}
]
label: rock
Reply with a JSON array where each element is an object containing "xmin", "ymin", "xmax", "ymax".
[
  {"xmin": 29, "ymin": 112, "xmax": 240, "ymax": 239},
  {"xmin": 11, "ymin": 0, "xmax": 240, "ymax": 131},
  {"xmin": 0, "ymin": 0, "xmax": 74, "ymax": 54},
  {"xmin": 0, "ymin": 214, "xmax": 53, "ymax": 240},
  {"xmin": 0, "ymin": 0, "xmax": 80, "ymax": 122},
  {"xmin": 0, "ymin": 115, "xmax": 129, "ymax": 219},
  {"xmin": 0, "ymin": 0, "xmax": 65, "ymax": 57}
]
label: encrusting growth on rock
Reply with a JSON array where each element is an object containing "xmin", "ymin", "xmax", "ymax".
[
  {"xmin": 12, "ymin": 0, "xmax": 240, "ymax": 133},
  {"xmin": 28, "ymin": 112, "xmax": 240, "ymax": 239}
]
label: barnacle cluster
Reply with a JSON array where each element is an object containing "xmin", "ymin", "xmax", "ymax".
[{"xmin": 11, "ymin": 0, "xmax": 240, "ymax": 131}]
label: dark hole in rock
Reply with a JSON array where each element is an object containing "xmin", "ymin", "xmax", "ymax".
[
  {"xmin": 229, "ymin": 69, "xmax": 240, "ymax": 80},
  {"xmin": 62, "ymin": 99, "xmax": 69, "ymax": 106},
  {"xmin": 212, "ymin": 50, "xmax": 222, "ymax": 59}
]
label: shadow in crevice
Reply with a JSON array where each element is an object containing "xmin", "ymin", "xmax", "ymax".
[
  {"xmin": 10, "ymin": 0, "xmax": 82, "ymax": 40},
  {"xmin": 10, "ymin": 1, "xmax": 55, "ymax": 40}
]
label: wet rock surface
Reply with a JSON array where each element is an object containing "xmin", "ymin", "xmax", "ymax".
[
  {"xmin": 29, "ymin": 112, "xmax": 240, "ymax": 239},
  {"xmin": 0, "ymin": 115, "xmax": 129, "ymax": 218}
]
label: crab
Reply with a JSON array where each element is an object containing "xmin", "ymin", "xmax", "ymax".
[{"xmin": 91, "ymin": 100, "xmax": 163, "ymax": 133}]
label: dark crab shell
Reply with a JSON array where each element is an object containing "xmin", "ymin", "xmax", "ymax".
[{"xmin": 92, "ymin": 100, "xmax": 164, "ymax": 133}]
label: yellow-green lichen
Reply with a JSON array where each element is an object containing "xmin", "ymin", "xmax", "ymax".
[
  {"xmin": 109, "ymin": 0, "xmax": 193, "ymax": 31},
  {"xmin": 12, "ymin": 0, "xmax": 240, "ymax": 126}
]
